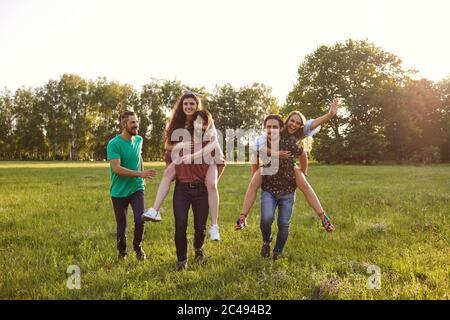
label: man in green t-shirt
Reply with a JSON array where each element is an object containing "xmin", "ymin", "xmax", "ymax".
[{"xmin": 107, "ymin": 111, "xmax": 157, "ymax": 260}]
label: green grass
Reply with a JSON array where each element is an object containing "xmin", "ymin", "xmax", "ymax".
[{"xmin": 0, "ymin": 161, "xmax": 449, "ymax": 299}]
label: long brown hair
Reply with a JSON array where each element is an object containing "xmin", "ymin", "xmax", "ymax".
[
  {"xmin": 165, "ymin": 93, "xmax": 203, "ymax": 145},
  {"xmin": 282, "ymin": 110, "xmax": 313, "ymax": 152},
  {"xmin": 193, "ymin": 109, "xmax": 212, "ymax": 132}
]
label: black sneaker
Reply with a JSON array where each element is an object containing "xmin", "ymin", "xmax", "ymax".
[
  {"xmin": 261, "ymin": 242, "xmax": 271, "ymax": 258},
  {"xmin": 273, "ymin": 252, "xmax": 282, "ymax": 261},
  {"xmin": 177, "ymin": 259, "xmax": 188, "ymax": 272},
  {"xmin": 194, "ymin": 248, "xmax": 204, "ymax": 263},
  {"xmin": 118, "ymin": 252, "xmax": 128, "ymax": 260},
  {"xmin": 135, "ymin": 248, "xmax": 146, "ymax": 261}
]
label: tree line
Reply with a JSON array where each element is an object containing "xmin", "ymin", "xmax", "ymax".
[
  {"xmin": 286, "ymin": 39, "xmax": 450, "ymax": 164},
  {"xmin": 0, "ymin": 76, "xmax": 279, "ymax": 161},
  {"xmin": 1, "ymin": 38, "xmax": 449, "ymax": 163}
]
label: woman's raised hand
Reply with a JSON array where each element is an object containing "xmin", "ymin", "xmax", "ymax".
[{"xmin": 328, "ymin": 97, "xmax": 341, "ymax": 116}]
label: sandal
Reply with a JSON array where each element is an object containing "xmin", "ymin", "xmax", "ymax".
[
  {"xmin": 235, "ymin": 214, "xmax": 247, "ymax": 231},
  {"xmin": 320, "ymin": 212, "xmax": 335, "ymax": 232}
]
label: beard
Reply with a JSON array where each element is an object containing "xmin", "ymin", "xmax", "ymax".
[{"xmin": 126, "ymin": 126, "xmax": 138, "ymax": 136}]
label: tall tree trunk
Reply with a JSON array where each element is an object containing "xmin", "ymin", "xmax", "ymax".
[{"xmin": 71, "ymin": 136, "xmax": 77, "ymax": 161}]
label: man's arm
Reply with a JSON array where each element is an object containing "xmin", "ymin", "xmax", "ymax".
[
  {"xmin": 251, "ymin": 163, "xmax": 259, "ymax": 175},
  {"xmin": 250, "ymin": 152, "xmax": 260, "ymax": 175},
  {"xmin": 110, "ymin": 158, "xmax": 156, "ymax": 179}
]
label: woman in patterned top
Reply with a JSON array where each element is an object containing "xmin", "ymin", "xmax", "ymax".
[
  {"xmin": 235, "ymin": 98, "xmax": 341, "ymax": 232},
  {"xmin": 261, "ymin": 128, "xmax": 304, "ymax": 196}
]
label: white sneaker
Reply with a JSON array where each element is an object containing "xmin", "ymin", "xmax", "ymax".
[
  {"xmin": 141, "ymin": 208, "xmax": 161, "ymax": 222},
  {"xmin": 209, "ymin": 224, "xmax": 220, "ymax": 241}
]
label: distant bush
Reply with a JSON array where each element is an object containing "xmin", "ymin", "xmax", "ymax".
[{"xmin": 410, "ymin": 146, "xmax": 441, "ymax": 164}]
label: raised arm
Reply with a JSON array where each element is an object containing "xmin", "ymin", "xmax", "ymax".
[{"xmin": 310, "ymin": 97, "xmax": 341, "ymax": 130}]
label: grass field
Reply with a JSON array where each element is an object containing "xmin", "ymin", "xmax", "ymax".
[{"xmin": 0, "ymin": 161, "xmax": 449, "ymax": 299}]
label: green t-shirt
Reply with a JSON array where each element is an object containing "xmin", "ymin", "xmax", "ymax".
[{"xmin": 107, "ymin": 135, "xmax": 145, "ymax": 198}]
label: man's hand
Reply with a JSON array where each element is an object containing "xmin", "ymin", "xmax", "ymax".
[
  {"xmin": 273, "ymin": 150, "xmax": 291, "ymax": 160},
  {"xmin": 328, "ymin": 97, "xmax": 341, "ymax": 117},
  {"xmin": 139, "ymin": 169, "xmax": 157, "ymax": 179}
]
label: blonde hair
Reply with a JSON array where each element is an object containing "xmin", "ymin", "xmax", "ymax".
[
  {"xmin": 283, "ymin": 110, "xmax": 314, "ymax": 153},
  {"xmin": 301, "ymin": 136, "xmax": 314, "ymax": 154}
]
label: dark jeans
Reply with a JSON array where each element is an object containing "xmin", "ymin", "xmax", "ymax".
[
  {"xmin": 111, "ymin": 190, "xmax": 145, "ymax": 254},
  {"xmin": 173, "ymin": 182, "xmax": 209, "ymax": 262}
]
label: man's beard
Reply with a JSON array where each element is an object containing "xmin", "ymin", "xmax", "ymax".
[{"xmin": 126, "ymin": 127, "xmax": 138, "ymax": 136}]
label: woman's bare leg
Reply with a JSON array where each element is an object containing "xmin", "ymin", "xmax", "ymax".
[
  {"xmin": 152, "ymin": 162, "xmax": 176, "ymax": 211},
  {"xmin": 294, "ymin": 167, "xmax": 324, "ymax": 216},
  {"xmin": 294, "ymin": 168, "xmax": 334, "ymax": 231},
  {"xmin": 205, "ymin": 165, "xmax": 219, "ymax": 226},
  {"xmin": 240, "ymin": 168, "xmax": 263, "ymax": 217}
]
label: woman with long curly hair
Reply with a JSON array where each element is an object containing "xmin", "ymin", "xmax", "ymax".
[{"xmin": 141, "ymin": 92, "xmax": 225, "ymax": 241}]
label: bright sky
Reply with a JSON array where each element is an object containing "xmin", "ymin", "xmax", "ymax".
[{"xmin": 1, "ymin": 0, "xmax": 449, "ymax": 103}]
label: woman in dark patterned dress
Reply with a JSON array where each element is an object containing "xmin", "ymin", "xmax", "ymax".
[{"xmin": 235, "ymin": 98, "xmax": 341, "ymax": 233}]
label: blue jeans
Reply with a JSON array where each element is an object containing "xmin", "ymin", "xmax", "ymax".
[{"xmin": 260, "ymin": 191, "xmax": 295, "ymax": 254}]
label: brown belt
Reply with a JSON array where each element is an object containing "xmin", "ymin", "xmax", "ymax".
[{"xmin": 176, "ymin": 181, "xmax": 206, "ymax": 188}]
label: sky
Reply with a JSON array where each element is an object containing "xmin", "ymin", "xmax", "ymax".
[{"xmin": 1, "ymin": 0, "xmax": 449, "ymax": 103}]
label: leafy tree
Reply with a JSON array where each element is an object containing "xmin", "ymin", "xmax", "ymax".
[
  {"xmin": 0, "ymin": 89, "xmax": 14, "ymax": 159},
  {"xmin": 207, "ymin": 83, "xmax": 279, "ymax": 160},
  {"xmin": 0, "ymin": 61, "xmax": 448, "ymax": 163},
  {"xmin": 208, "ymin": 83, "xmax": 278, "ymax": 132},
  {"xmin": 285, "ymin": 38, "xmax": 407, "ymax": 163},
  {"xmin": 399, "ymin": 79, "xmax": 441, "ymax": 160},
  {"xmin": 57, "ymin": 74, "xmax": 90, "ymax": 160},
  {"xmin": 437, "ymin": 77, "xmax": 450, "ymax": 161},
  {"xmin": 88, "ymin": 78, "xmax": 139, "ymax": 160},
  {"xmin": 139, "ymin": 80, "xmax": 183, "ymax": 160},
  {"xmin": 38, "ymin": 79, "xmax": 69, "ymax": 159},
  {"xmin": 13, "ymin": 88, "xmax": 46, "ymax": 159},
  {"xmin": 239, "ymin": 83, "xmax": 280, "ymax": 127},
  {"xmin": 381, "ymin": 81, "xmax": 419, "ymax": 162}
]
